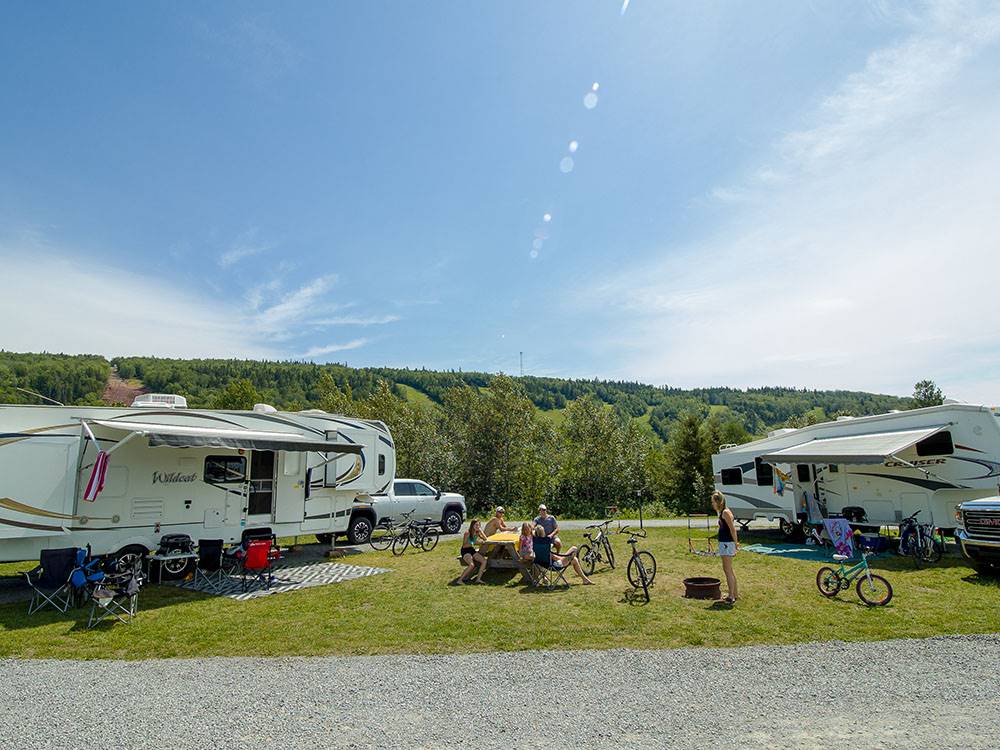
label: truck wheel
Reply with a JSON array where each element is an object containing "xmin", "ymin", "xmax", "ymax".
[
  {"xmin": 114, "ymin": 545, "xmax": 147, "ymax": 573},
  {"xmin": 160, "ymin": 551, "xmax": 195, "ymax": 581},
  {"xmin": 315, "ymin": 533, "xmax": 333, "ymax": 545},
  {"xmin": 347, "ymin": 516, "xmax": 374, "ymax": 545},
  {"xmin": 442, "ymin": 509, "xmax": 463, "ymax": 534},
  {"xmin": 779, "ymin": 519, "xmax": 796, "ymax": 538}
]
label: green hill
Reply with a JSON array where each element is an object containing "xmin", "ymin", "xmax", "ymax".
[{"xmin": 0, "ymin": 352, "xmax": 912, "ymax": 440}]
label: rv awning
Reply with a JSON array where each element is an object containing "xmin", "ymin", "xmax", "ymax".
[
  {"xmin": 84, "ymin": 419, "xmax": 362, "ymax": 454},
  {"xmin": 759, "ymin": 426, "xmax": 948, "ymax": 465}
]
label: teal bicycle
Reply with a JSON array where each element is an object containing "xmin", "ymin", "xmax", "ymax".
[{"xmin": 816, "ymin": 547, "xmax": 893, "ymax": 606}]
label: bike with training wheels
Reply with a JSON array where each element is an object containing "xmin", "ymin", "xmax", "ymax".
[
  {"xmin": 579, "ymin": 519, "xmax": 616, "ymax": 575},
  {"xmin": 816, "ymin": 546, "xmax": 893, "ymax": 606},
  {"xmin": 620, "ymin": 525, "xmax": 656, "ymax": 602}
]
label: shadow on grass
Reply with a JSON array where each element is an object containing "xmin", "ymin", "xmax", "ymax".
[
  {"xmin": 960, "ymin": 572, "xmax": 1000, "ymax": 587},
  {"xmin": 0, "ymin": 585, "xmax": 217, "ymax": 633},
  {"xmin": 619, "ymin": 587, "xmax": 651, "ymax": 606}
]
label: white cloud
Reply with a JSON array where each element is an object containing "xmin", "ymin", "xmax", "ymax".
[
  {"xmin": 301, "ymin": 339, "xmax": 369, "ymax": 358},
  {"xmin": 0, "ymin": 248, "xmax": 276, "ymax": 359},
  {"xmin": 311, "ymin": 314, "xmax": 401, "ymax": 326},
  {"xmin": 583, "ymin": 2, "xmax": 1000, "ymax": 405},
  {"xmin": 254, "ymin": 275, "xmax": 338, "ymax": 333}
]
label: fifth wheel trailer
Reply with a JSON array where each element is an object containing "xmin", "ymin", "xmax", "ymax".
[
  {"xmin": 0, "ymin": 395, "xmax": 396, "ymax": 565},
  {"xmin": 711, "ymin": 403, "xmax": 1000, "ymax": 534}
]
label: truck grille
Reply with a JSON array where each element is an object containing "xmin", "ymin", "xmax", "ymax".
[{"xmin": 963, "ymin": 510, "xmax": 1000, "ymax": 541}]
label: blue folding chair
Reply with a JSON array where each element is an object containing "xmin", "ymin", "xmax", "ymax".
[
  {"xmin": 69, "ymin": 548, "xmax": 105, "ymax": 606},
  {"xmin": 531, "ymin": 536, "xmax": 575, "ymax": 589}
]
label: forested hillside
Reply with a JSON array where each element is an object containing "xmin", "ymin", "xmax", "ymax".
[
  {"xmin": 0, "ymin": 352, "xmax": 916, "ymax": 516},
  {"xmin": 108, "ymin": 356, "xmax": 909, "ymax": 440}
]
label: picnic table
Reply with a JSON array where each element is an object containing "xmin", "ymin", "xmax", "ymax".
[{"xmin": 480, "ymin": 532, "xmax": 523, "ymax": 570}]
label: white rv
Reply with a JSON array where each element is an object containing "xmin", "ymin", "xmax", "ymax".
[
  {"xmin": 712, "ymin": 403, "xmax": 1000, "ymax": 535},
  {"xmin": 0, "ymin": 395, "xmax": 396, "ymax": 567}
]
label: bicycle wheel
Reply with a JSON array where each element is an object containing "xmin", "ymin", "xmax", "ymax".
[
  {"xmin": 604, "ymin": 538, "xmax": 616, "ymax": 569},
  {"xmin": 856, "ymin": 573, "xmax": 893, "ymax": 606},
  {"xmin": 391, "ymin": 532, "xmax": 410, "ymax": 556},
  {"xmin": 579, "ymin": 545, "xmax": 595, "ymax": 576},
  {"xmin": 627, "ymin": 552, "xmax": 656, "ymax": 588},
  {"xmin": 921, "ymin": 535, "xmax": 942, "ymax": 564},
  {"xmin": 816, "ymin": 566, "xmax": 841, "ymax": 597},
  {"xmin": 419, "ymin": 528, "xmax": 439, "ymax": 552},
  {"xmin": 369, "ymin": 527, "xmax": 394, "ymax": 551}
]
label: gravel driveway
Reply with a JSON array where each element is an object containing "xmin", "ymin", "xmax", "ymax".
[{"xmin": 1, "ymin": 634, "xmax": 996, "ymax": 749}]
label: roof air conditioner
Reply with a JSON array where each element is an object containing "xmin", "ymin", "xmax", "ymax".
[{"xmin": 131, "ymin": 393, "xmax": 188, "ymax": 409}]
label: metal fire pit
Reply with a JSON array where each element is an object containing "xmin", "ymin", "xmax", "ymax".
[{"xmin": 683, "ymin": 576, "xmax": 721, "ymax": 600}]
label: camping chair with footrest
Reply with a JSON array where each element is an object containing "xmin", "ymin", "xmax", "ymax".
[
  {"xmin": 88, "ymin": 557, "xmax": 142, "ymax": 629},
  {"xmin": 194, "ymin": 539, "xmax": 227, "ymax": 592},
  {"xmin": 23, "ymin": 547, "xmax": 79, "ymax": 615},
  {"xmin": 241, "ymin": 539, "xmax": 274, "ymax": 592},
  {"xmin": 532, "ymin": 537, "xmax": 575, "ymax": 590}
]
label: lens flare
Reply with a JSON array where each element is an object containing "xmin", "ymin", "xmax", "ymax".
[
  {"xmin": 543, "ymin": 213, "xmax": 552, "ymax": 222},
  {"xmin": 583, "ymin": 92, "xmax": 598, "ymax": 110},
  {"xmin": 559, "ymin": 156, "xmax": 575, "ymax": 173},
  {"xmin": 568, "ymin": 140, "xmax": 579, "ymax": 153}
]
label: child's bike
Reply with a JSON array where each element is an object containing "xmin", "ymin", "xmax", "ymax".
[
  {"xmin": 579, "ymin": 519, "xmax": 616, "ymax": 575},
  {"xmin": 816, "ymin": 547, "xmax": 893, "ymax": 606}
]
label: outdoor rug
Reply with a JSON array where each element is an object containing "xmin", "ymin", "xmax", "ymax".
[
  {"xmin": 170, "ymin": 560, "xmax": 391, "ymax": 601},
  {"xmin": 741, "ymin": 543, "xmax": 837, "ymax": 562}
]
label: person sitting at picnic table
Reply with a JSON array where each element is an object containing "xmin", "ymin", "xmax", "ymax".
[
  {"xmin": 533, "ymin": 504, "xmax": 561, "ymax": 552},
  {"xmin": 517, "ymin": 521, "xmax": 535, "ymax": 564},
  {"xmin": 458, "ymin": 519, "xmax": 488, "ymax": 585},
  {"xmin": 483, "ymin": 505, "xmax": 515, "ymax": 537},
  {"xmin": 533, "ymin": 525, "xmax": 593, "ymax": 584}
]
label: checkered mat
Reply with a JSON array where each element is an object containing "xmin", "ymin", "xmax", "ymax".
[{"xmin": 170, "ymin": 561, "xmax": 391, "ymax": 601}]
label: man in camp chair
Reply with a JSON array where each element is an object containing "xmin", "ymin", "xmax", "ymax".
[{"xmin": 531, "ymin": 530, "xmax": 593, "ymax": 588}]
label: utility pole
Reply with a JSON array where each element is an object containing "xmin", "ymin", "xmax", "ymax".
[{"xmin": 519, "ymin": 351, "xmax": 523, "ymax": 377}]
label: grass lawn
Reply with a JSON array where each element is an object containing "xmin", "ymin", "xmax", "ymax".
[{"xmin": 0, "ymin": 528, "xmax": 997, "ymax": 660}]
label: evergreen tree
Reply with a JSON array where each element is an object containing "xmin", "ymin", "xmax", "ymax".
[{"xmin": 911, "ymin": 379, "xmax": 944, "ymax": 408}]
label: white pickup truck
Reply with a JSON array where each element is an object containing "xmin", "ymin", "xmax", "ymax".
[
  {"xmin": 955, "ymin": 497, "xmax": 1000, "ymax": 575},
  {"xmin": 371, "ymin": 478, "xmax": 467, "ymax": 535}
]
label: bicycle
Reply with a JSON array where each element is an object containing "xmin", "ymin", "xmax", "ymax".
[
  {"xmin": 391, "ymin": 515, "xmax": 440, "ymax": 556},
  {"xmin": 897, "ymin": 510, "xmax": 943, "ymax": 566},
  {"xmin": 579, "ymin": 519, "xmax": 616, "ymax": 576},
  {"xmin": 620, "ymin": 525, "xmax": 656, "ymax": 602},
  {"xmin": 816, "ymin": 546, "xmax": 893, "ymax": 606},
  {"xmin": 369, "ymin": 512, "xmax": 410, "ymax": 551}
]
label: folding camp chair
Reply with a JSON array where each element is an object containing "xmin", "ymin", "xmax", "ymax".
[
  {"xmin": 69, "ymin": 548, "xmax": 105, "ymax": 606},
  {"xmin": 22, "ymin": 547, "xmax": 79, "ymax": 615},
  {"xmin": 531, "ymin": 537, "xmax": 574, "ymax": 589},
  {"xmin": 88, "ymin": 558, "xmax": 142, "ymax": 629},
  {"xmin": 194, "ymin": 539, "xmax": 227, "ymax": 592},
  {"xmin": 240, "ymin": 539, "xmax": 274, "ymax": 592},
  {"xmin": 223, "ymin": 528, "xmax": 279, "ymax": 573}
]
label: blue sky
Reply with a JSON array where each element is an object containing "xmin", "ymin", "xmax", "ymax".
[{"xmin": 2, "ymin": 1, "xmax": 999, "ymax": 402}]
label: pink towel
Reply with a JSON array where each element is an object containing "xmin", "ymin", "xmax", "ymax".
[{"xmin": 83, "ymin": 451, "xmax": 109, "ymax": 502}]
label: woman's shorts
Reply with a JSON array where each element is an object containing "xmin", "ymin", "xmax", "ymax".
[
  {"xmin": 718, "ymin": 542, "xmax": 737, "ymax": 557},
  {"xmin": 460, "ymin": 547, "xmax": 477, "ymax": 558}
]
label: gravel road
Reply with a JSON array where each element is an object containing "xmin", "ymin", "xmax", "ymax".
[{"xmin": 1, "ymin": 634, "xmax": 996, "ymax": 749}]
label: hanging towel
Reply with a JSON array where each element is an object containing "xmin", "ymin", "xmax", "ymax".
[
  {"xmin": 83, "ymin": 451, "xmax": 110, "ymax": 502},
  {"xmin": 773, "ymin": 466, "xmax": 789, "ymax": 495}
]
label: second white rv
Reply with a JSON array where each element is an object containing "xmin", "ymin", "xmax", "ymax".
[{"xmin": 712, "ymin": 403, "xmax": 1000, "ymax": 534}]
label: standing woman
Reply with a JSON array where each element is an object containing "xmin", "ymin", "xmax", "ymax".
[
  {"xmin": 458, "ymin": 519, "xmax": 488, "ymax": 585},
  {"xmin": 712, "ymin": 490, "xmax": 739, "ymax": 603}
]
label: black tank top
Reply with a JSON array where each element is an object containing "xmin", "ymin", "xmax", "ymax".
[{"xmin": 718, "ymin": 515, "xmax": 734, "ymax": 543}]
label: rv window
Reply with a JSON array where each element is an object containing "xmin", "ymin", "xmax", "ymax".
[
  {"xmin": 378, "ymin": 454, "xmax": 386, "ymax": 476},
  {"xmin": 754, "ymin": 458, "xmax": 773, "ymax": 486},
  {"xmin": 915, "ymin": 430, "xmax": 953, "ymax": 456},
  {"xmin": 720, "ymin": 468, "xmax": 742, "ymax": 485},
  {"xmin": 204, "ymin": 456, "xmax": 247, "ymax": 484},
  {"xmin": 796, "ymin": 464, "xmax": 812, "ymax": 482}
]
